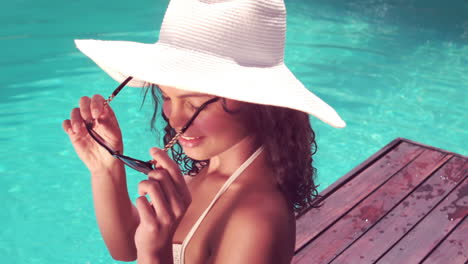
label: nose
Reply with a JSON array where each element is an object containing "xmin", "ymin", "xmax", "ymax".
[{"xmin": 163, "ymin": 102, "xmax": 191, "ymax": 132}]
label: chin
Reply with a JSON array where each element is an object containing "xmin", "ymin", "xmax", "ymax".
[{"xmin": 182, "ymin": 147, "xmax": 212, "ymax": 161}]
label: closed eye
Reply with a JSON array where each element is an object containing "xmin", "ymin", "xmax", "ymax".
[
  {"xmin": 162, "ymin": 95, "xmax": 200, "ymax": 111},
  {"xmin": 186, "ymin": 101, "xmax": 199, "ymax": 111}
]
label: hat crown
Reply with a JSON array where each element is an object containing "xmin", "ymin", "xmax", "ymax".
[{"xmin": 158, "ymin": 0, "xmax": 286, "ymax": 67}]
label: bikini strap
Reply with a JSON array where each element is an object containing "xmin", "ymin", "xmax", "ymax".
[{"xmin": 179, "ymin": 146, "xmax": 264, "ymax": 263}]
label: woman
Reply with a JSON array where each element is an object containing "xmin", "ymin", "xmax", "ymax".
[{"xmin": 63, "ymin": 0, "xmax": 346, "ymax": 263}]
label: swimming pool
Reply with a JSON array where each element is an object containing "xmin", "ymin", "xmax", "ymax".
[{"xmin": 1, "ymin": 0, "xmax": 467, "ymax": 263}]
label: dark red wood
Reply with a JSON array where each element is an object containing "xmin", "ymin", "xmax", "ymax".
[
  {"xmin": 329, "ymin": 155, "xmax": 466, "ymax": 264},
  {"xmin": 294, "ymin": 141, "xmax": 424, "ymax": 254},
  {"xmin": 293, "ymin": 150, "xmax": 450, "ymax": 264},
  {"xmin": 421, "ymin": 216, "xmax": 468, "ymax": 264},
  {"xmin": 301, "ymin": 138, "xmax": 404, "ymax": 207},
  {"xmin": 376, "ymin": 177, "xmax": 468, "ymax": 263},
  {"xmin": 294, "ymin": 138, "xmax": 403, "ymax": 221},
  {"xmin": 293, "ymin": 138, "xmax": 468, "ymax": 264},
  {"xmin": 395, "ymin": 138, "xmax": 467, "ymax": 160}
]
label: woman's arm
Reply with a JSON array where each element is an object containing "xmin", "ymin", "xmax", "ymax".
[
  {"xmin": 91, "ymin": 162, "xmax": 140, "ymax": 261},
  {"xmin": 63, "ymin": 94, "xmax": 139, "ymax": 261}
]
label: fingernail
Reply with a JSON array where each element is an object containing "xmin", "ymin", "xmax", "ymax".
[{"xmin": 151, "ymin": 147, "xmax": 160, "ymax": 154}]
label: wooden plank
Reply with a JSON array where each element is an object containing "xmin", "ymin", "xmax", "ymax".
[
  {"xmin": 294, "ymin": 141, "xmax": 424, "ymax": 253},
  {"xmin": 293, "ymin": 141, "xmax": 424, "ymax": 256},
  {"xmin": 295, "ymin": 138, "xmax": 404, "ymax": 220},
  {"xmin": 293, "ymin": 150, "xmax": 450, "ymax": 264},
  {"xmin": 398, "ymin": 138, "xmax": 467, "ymax": 159},
  {"xmin": 329, "ymin": 155, "xmax": 467, "ymax": 264},
  {"xmin": 421, "ymin": 216, "xmax": 468, "ymax": 264},
  {"xmin": 376, "ymin": 176, "xmax": 468, "ymax": 263},
  {"xmin": 304, "ymin": 138, "xmax": 404, "ymax": 206}
]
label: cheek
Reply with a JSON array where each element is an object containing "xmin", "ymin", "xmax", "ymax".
[
  {"xmin": 192, "ymin": 114, "xmax": 224, "ymax": 134},
  {"xmin": 162, "ymin": 102, "xmax": 171, "ymax": 117},
  {"xmin": 191, "ymin": 111, "xmax": 247, "ymax": 141}
]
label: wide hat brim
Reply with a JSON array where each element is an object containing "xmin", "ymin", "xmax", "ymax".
[{"xmin": 75, "ymin": 39, "xmax": 346, "ymax": 128}]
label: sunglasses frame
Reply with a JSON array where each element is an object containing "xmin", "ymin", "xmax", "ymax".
[{"xmin": 86, "ymin": 76, "xmax": 219, "ymax": 175}]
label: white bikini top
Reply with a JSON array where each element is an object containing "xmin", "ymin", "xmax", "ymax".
[{"xmin": 172, "ymin": 146, "xmax": 264, "ymax": 264}]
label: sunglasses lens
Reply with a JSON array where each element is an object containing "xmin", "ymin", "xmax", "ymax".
[{"xmin": 117, "ymin": 156, "xmax": 153, "ymax": 175}]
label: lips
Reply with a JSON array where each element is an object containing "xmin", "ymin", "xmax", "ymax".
[{"xmin": 178, "ymin": 135, "xmax": 204, "ymax": 148}]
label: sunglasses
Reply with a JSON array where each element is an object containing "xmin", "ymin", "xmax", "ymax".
[{"xmin": 85, "ymin": 76, "xmax": 219, "ymax": 175}]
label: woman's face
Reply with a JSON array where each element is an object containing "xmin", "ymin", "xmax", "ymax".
[{"xmin": 158, "ymin": 85, "xmax": 251, "ymax": 160}]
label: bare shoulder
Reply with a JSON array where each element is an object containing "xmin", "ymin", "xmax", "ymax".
[
  {"xmin": 209, "ymin": 188, "xmax": 296, "ymax": 264},
  {"xmin": 231, "ymin": 190, "xmax": 296, "ymax": 247},
  {"xmin": 234, "ymin": 188, "xmax": 294, "ymax": 226}
]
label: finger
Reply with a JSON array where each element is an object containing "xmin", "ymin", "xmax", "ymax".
[
  {"xmin": 150, "ymin": 148, "xmax": 189, "ymax": 199},
  {"xmin": 62, "ymin": 119, "xmax": 74, "ymax": 135},
  {"xmin": 70, "ymin": 108, "xmax": 86, "ymax": 135},
  {"xmin": 135, "ymin": 196, "xmax": 157, "ymax": 226},
  {"xmin": 90, "ymin": 94, "xmax": 105, "ymax": 120},
  {"xmin": 138, "ymin": 179, "xmax": 169, "ymax": 206},
  {"xmin": 79, "ymin": 96, "xmax": 92, "ymax": 122},
  {"xmin": 138, "ymin": 180, "xmax": 174, "ymax": 225},
  {"xmin": 147, "ymin": 169, "xmax": 186, "ymax": 218}
]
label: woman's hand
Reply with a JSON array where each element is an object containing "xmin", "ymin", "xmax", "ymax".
[
  {"xmin": 135, "ymin": 148, "xmax": 192, "ymax": 261},
  {"xmin": 62, "ymin": 94, "xmax": 124, "ymax": 173}
]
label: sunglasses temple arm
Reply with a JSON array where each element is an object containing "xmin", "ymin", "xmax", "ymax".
[
  {"xmin": 105, "ymin": 76, "xmax": 134, "ymax": 105},
  {"xmin": 180, "ymin": 97, "xmax": 220, "ymax": 133}
]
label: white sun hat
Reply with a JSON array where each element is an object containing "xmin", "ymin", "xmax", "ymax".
[{"xmin": 74, "ymin": 0, "xmax": 346, "ymax": 128}]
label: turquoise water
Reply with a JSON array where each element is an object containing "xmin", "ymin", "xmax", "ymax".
[{"xmin": 1, "ymin": 0, "xmax": 467, "ymax": 263}]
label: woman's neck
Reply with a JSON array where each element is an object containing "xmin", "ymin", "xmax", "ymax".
[
  {"xmin": 205, "ymin": 135, "xmax": 261, "ymax": 178},
  {"xmin": 195, "ymin": 136, "xmax": 278, "ymax": 193}
]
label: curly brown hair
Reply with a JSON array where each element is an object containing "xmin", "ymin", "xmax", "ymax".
[{"xmin": 142, "ymin": 84, "xmax": 322, "ymax": 217}]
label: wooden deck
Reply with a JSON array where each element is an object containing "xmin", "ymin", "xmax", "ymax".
[{"xmin": 293, "ymin": 138, "xmax": 467, "ymax": 264}]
